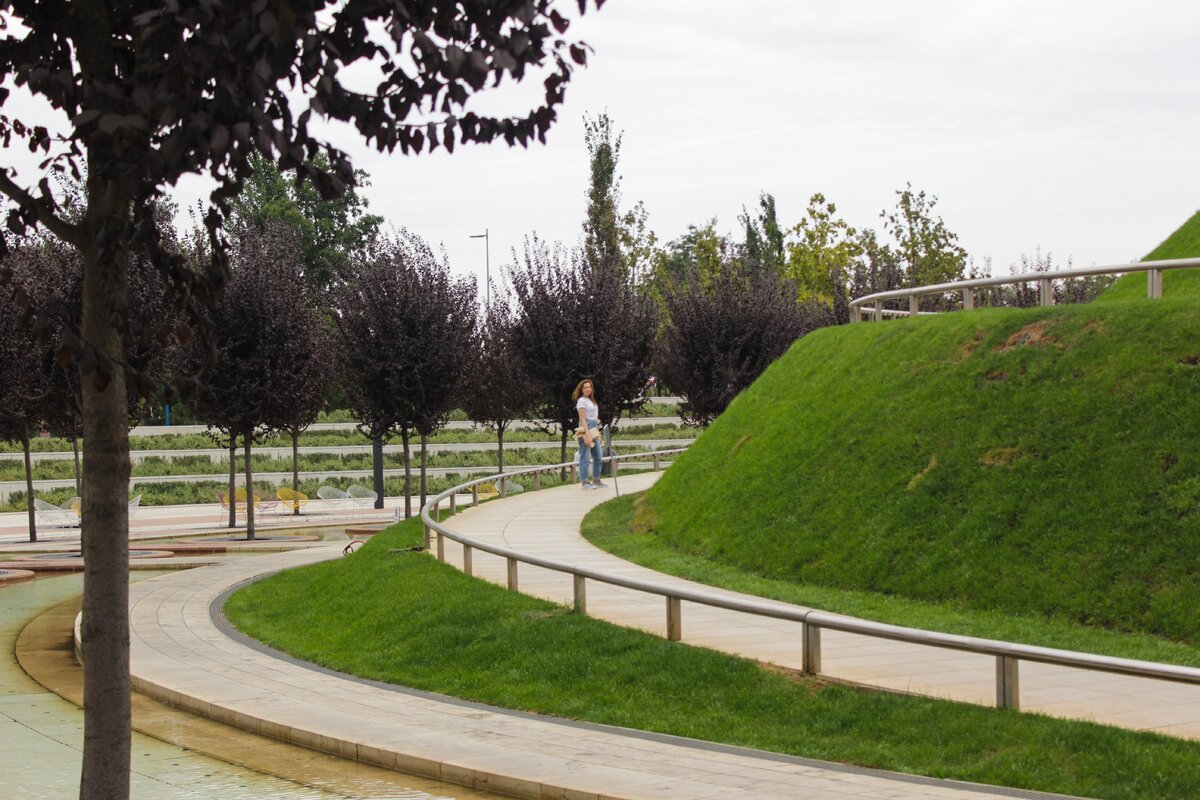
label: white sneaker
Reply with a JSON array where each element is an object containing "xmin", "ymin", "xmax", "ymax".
[
  {"xmin": 581, "ymin": 482, "xmax": 598, "ymax": 490},
  {"xmin": 591, "ymin": 479, "xmax": 607, "ymax": 488}
]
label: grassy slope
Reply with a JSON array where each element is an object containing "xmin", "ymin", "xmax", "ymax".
[
  {"xmin": 583, "ymin": 494, "xmax": 1200, "ymax": 665},
  {"xmin": 643, "ymin": 298, "xmax": 1200, "ymax": 643},
  {"xmin": 640, "ymin": 214, "xmax": 1200, "ymax": 643},
  {"xmin": 226, "ymin": 518, "xmax": 1200, "ymax": 800},
  {"xmin": 1096, "ymin": 210, "xmax": 1200, "ymax": 301}
]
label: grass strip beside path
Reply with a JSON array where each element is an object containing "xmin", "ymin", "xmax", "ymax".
[
  {"xmin": 582, "ymin": 492, "xmax": 1200, "ymax": 667},
  {"xmin": 226, "ymin": 517, "xmax": 1200, "ymax": 800}
]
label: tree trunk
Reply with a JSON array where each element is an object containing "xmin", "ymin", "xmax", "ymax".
[
  {"xmin": 244, "ymin": 434, "xmax": 255, "ymax": 541},
  {"xmin": 72, "ymin": 433, "xmax": 82, "ymax": 496},
  {"xmin": 401, "ymin": 429, "xmax": 412, "ymax": 518},
  {"xmin": 22, "ymin": 428, "xmax": 36, "ymax": 543},
  {"xmin": 371, "ymin": 433, "xmax": 384, "ymax": 510},
  {"xmin": 419, "ymin": 433, "xmax": 428, "ymax": 510},
  {"xmin": 497, "ymin": 425, "xmax": 506, "ymax": 474},
  {"xmin": 227, "ymin": 438, "xmax": 237, "ymax": 528},
  {"xmin": 78, "ymin": 243, "xmax": 132, "ymax": 800},
  {"xmin": 291, "ymin": 428, "xmax": 300, "ymax": 515}
]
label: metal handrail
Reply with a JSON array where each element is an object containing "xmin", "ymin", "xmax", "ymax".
[
  {"xmin": 419, "ymin": 449, "xmax": 1200, "ymax": 712},
  {"xmin": 848, "ymin": 257, "xmax": 1200, "ymax": 322}
]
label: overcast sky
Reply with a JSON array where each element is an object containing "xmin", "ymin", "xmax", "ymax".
[
  {"xmin": 10, "ymin": 1, "xmax": 1200, "ymax": 298},
  {"xmin": 336, "ymin": 0, "xmax": 1200, "ymax": 295}
]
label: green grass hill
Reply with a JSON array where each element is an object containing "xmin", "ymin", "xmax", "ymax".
[
  {"xmin": 642, "ymin": 216, "xmax": 1200, "ymax": 644},
  {"xmin": 1097, "ymin": 210, "xmax": 1200, "ymax": 301}
]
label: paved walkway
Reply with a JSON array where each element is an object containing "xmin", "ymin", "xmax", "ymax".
[
  {"xmin": 125, "ymin": 543, "xmax": 1074, "ymax": 800},
  {"xmin": 441, "ymin": 473, "xmax": 1200, "ymax": 740},
  {"xmin": 110, "ymin": 476, "xmax": 1105, "ymax": 800}
]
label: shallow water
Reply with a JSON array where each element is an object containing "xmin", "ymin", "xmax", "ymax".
[{"xmin": 1, "ymin": 573, "xmax": 493, "ymax": 799}]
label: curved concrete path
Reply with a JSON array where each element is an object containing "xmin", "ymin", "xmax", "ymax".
[
  {"xmin": 125, "ymin": 507, "xmax": 1075, "ymax": 798},
  {"xmin": 442, "ymin": 473, "xmax": 1200, "ymax": 740}
]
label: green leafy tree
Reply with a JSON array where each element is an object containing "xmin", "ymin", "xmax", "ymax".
[
  {"xmin": 620, "ymin": 199, "xmax": 658, "ymax": 285},
  {"xmin": 231, "ymin": 152, "xmax": 383, "ymax": 292},
  {"xmin": 785, "ymin": 193, "xmax": 861, "ymax": 322},
  {"xmin": 582, "ymin": 112, "xmax": 660, "ymax": 285},
  {"xmin": 582, "ymin": 112, "xmax": 624, "ymax": 275},
  {"xmin": 849, "ymin": 228, "xmax": 906, "ymax": 305},
  {"xmin": 881, "ymin": 183, "xmax": 968, "ymax": 292},
  {"xmin": 651, "ymin": 220, "xmax": 727, "ymax": 292},
  {"xmin": 739, "ymin": 192, "xmax": 785, "ymax": 275}
]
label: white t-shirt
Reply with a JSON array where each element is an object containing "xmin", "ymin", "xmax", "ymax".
[{"xmin": 576, "ymin": 396, "xmax": 599, "ymax": 423}]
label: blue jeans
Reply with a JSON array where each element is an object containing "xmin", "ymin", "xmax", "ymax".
[{"xmin": 578, "ymin": 421, "xmax": 603, "ymax": 481}]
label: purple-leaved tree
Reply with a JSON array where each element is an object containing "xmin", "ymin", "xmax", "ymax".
[
  {"xmin": 0, "ymin": 3, "xmax": 602, "ymax": 791},
  {"xmin": 459, "ymin": 299, "xmax": 536, "ymax": 474},
  {"xmin": 656, "ymin": 261, "xmax": 822, "ymax": 426},
  {"xmin": 333, "ymin": 231, "xmax": 476, "ymax": 516}
]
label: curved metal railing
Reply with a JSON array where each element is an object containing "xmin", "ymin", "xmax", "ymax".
[
  {"xmin": 849, "ymin": 257, "xmax": 1200, "ymax": 322},
  {"xmin": 420, "ymin": 448, "xmax": 1200, "ymax": 711}
]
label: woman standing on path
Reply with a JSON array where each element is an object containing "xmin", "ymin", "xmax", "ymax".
[{"xmin": 573, "ymin": 378, "xmax": 606, "ymax": 490}]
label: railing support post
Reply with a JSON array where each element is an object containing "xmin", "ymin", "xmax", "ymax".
[
  {"xmin": 533, "ymin": 471, "xmax": 541, "ymax": 491},
  {"xmin": 436, "ymin": 531, "xmax": 444, "ymax": 561},
  {"xmin": 472, "ymin": 484, "xmax": 479, "ymax": 505},
  {"xmin": 963, "ymin": 287, "xmax": 974, "ymax": 310},
  {"xmin": 666, "ymin": 596, "xmax": 682, "ymax": 641},
  {"xmin": 850, "ymin": 306, "xmax": 861, "ymax": 323},
  {"xmin": 462, "ymin": 543, "xmax": 473, "ymax": 576},
  {"xmin": 1148, "ymin": 269, "xmax": 1163, "ymax": 299},
  {"xmin": 909, "ymin": 295, "xmax": 919, "ymax": 318},
  {"xmin": 573, "ymin": 574, "xmax": 586, "ymax": 614},
  {"xmin": 874, "ymin": 303, "xmax": 884, "ymax": 322},
  {"xmin": 802, "ymin": 623, "xmax": 822, "ymax": 675},
  {"xmin": 996, "ymin": 656, "xmax": 1020, "ymax": 709},
  {"xmin": 507, "ymin": 557, "xmax": 519, "ymax": 591},
  {"xmin": 500, "ymin": 477, "xmax": 508, "ymax": 498},
  {"xmin": 449, "ymin": 494, "xmax": 456, "ymax": 515},
  {"xmin": 653, "ymin": 453, "xmax": 661, "ymax": 471},
  {"xmin": 570, "ymin": 463, "xmax": 578, "ymax": 483},
  {"xmin": 1039, "ymin": 278, "xmax": 1052, "ymax": 307}
]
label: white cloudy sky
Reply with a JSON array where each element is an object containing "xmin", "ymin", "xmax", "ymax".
[
  {"xmin": 338, "ymin": 0, "xmax": 1200, "ymax": 293},
  {"xmin": 8, "ymin": 1, "xmax": 1200, "ymax": 296}
]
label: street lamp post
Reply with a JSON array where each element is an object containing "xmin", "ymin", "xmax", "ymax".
[{"xmin": 470, "ymin": 228, "xmax": 490, "ymax": 310}]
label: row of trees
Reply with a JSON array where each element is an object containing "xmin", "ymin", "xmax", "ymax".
[
  {"xmin": 7, "ymin": 116, "xmax": 979, "ymax": 549},
  {"xmin": 0, "ymin": 2, "xmax": 609, "ymax": 796},
  {"xmin": 647, "ymin": 183, "xmax": 1109, "ymax": 327},
  {"xmin": 3, "ymin": 118, "xmax": 1114, "ymax": 546}
]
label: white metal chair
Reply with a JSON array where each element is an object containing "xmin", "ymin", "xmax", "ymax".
[
  {"xmin": 33, "ymin": 498, "xmax": 80, "ymax": 528},
  {"xmin": 316, "ymin": 485, "xmax": 351, "ymax": 515},
  {"xmin": 346, "ymin": 484, "xmax": 378, "ymax": 517}
]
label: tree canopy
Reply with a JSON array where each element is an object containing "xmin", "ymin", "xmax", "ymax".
[
  {"xmin": 460, "ymin": 299, "xmax": 536, "ymax": 473},
  {"xmin": 332, "ymin": 230, "xmax": 477, "ymax": 515},
  {"xmin": 231, "ymin": 152, "xmax": 383, "ymax": 292}
]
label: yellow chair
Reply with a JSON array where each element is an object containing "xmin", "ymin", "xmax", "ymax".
[{"xmin": 277, "ymin": 486, "xmax": 309, "ymax": 515}]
